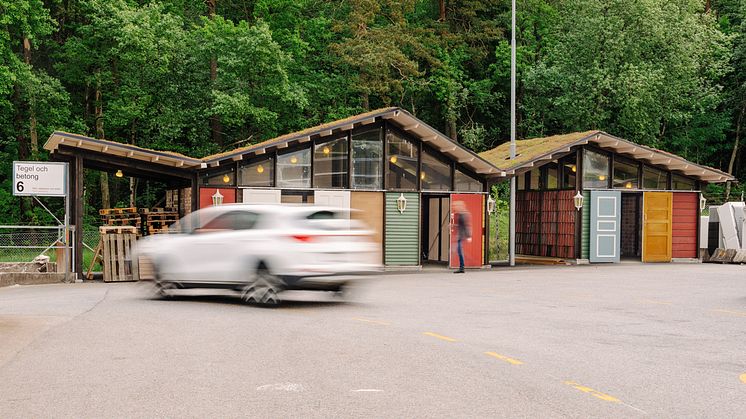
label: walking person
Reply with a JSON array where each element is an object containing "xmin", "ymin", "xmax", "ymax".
[{"xmin": 453, "ymin": 201, "xmax": 471, "ymax": 273}]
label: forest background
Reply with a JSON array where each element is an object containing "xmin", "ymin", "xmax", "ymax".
[{"xmin": 1, "ymin": 0, "xmax": 745, "ymax": 225}]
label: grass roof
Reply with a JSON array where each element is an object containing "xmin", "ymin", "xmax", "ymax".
[{"xmin": 479, "ymin": 131, "xmax": 600, "ymax": 171}]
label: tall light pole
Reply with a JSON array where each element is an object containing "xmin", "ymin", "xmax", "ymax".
[{"xmin": 509, "ymin": 0, "xmax": 517, "ymax": 266}]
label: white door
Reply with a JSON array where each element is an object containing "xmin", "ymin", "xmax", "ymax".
[
  {"xmin": 590, "ymin": 190, "xmax": 621, "ymax": 263},
  {"xmin": 243, "ymin": 188, "xmax": 281, "ymax": 204},
  {"xmin": 314, "ymin": 190, "xmax": 350, "ymax": 211}
]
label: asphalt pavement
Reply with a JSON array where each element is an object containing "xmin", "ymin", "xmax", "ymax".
[{"xmin": 0, "ymin": 263, "xmax": 745, "ymax": 418}]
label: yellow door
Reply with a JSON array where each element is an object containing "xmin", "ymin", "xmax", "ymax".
[{"xmin": 642, "ymin": 192, "xmax": 673, "ymax": 262}]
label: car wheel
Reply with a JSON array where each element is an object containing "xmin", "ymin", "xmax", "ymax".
[
  {"xmin": 241, "ymin": 267, "xmax": 281, "ymax": 307},
  {"xmin": 154, "ymin": 281, "xmax": 176, "ymax": 299}
]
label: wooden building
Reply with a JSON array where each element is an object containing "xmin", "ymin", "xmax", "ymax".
[
  {"xmin": 479, "ymin": 131, "xmax": 734, "ymax": 263},
  {"xmin": 44, "ymin": 108, "xmax": 505, "ymax": 278}
]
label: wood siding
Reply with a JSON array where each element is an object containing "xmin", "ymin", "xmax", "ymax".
[
  {"xmin": 351, "ymin": 191, "xmax": 384, "ymax": 264},
  {"xmin": 672, "ymin": 192, "xmax": 698, "ymax": 258},
  {"xmin": 516, "ymin": 190, "xmax": 576, "ymax": 258},
  {"xmin": 384, "ymin": 192, "xmax": 420, "ymax": 265}
]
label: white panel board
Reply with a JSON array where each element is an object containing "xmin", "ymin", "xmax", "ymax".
[
  {"xmin": 716, "ymin": 204, "xmax": 741, "ymax": 250},
  {"xmin": 242, "ymin": 188, "xmax": 281, "ymax": 204},
  {"xmin": 699, "ymin": 215, "xmax": 709, "ymax": 249}
]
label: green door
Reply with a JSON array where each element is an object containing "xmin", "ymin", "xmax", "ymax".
[{"xmin": 385, "ymin": 192, "xmax": 420, "ymax": 265}]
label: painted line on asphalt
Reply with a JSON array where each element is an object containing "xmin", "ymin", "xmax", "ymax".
[
  {"xmin": 484, "ymin": 351, "xmax": 523, "ymax": 365},
  {"xmin": 423, "ymin": 332, "xmax": 458, "ymax": 342},
  {"xmin": 710, "ymin": 309, "xmax": 746, "ymax": 317},
  {"xmin": 563, "ymin": 380, "xmax": 621, "ymax": 403},
  {"xmin": 639, "ymin": 299, "xmax": 672, "ymax": 305},
  {"xmin": 352, "ymin": 317, "xmax": 390, "ymax": 326},
  {"xmin": 740, "ymin": 373, "xmax": 746, "ymax": 384}
]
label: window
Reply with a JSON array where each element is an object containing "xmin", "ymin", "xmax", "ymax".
[
  {"xmin": 277, "ymin": 148, "xmax": 311, "ymax": 188},
  {"xmin": 672, "ymin": 174, "xmax": 695, "ymax": 190},
  {"xmin": 529, "ymin": 168, "xmax": 541, "ymax": 190},
  {"xmin": 200, "ymin": 211, "xmax": 259, "ymax": 231},
  {"xmin": 386, "ymin": 130, "xmax": 418, "ymax": 190},
  {"xmin": 544, "ymin": 162, "xmax": 559, "ymax": 190},
  {"xmin": 351, "ymin": 128, "xmax": 382, "ymax": 189},
  {"xmin": 239, "ymin": 158, "xmax": 274, "ymax": 187},
  {"xmin": 613, "ymin": 158, "xmax": 639, "ymax": 189},
  {"xmin": 643, "ymin": 166, "xmax": 667, "ymax": 189},
  {"xmin": 314, "ymin": 137, "xmax": 348, "ymax": 188},
  {"xmin": 560, "ymin": 154, "xmax": 577, "ymax": 189},
  {"xmin": 582, "ymin": 149, "xmax": 609, "ymax": 189},
  {"xmin": 201, "ymin": 167, "xmax": 235, "ymax": 186},
  {"xmin": 517, "ymin": 173, "xmax": 526, "ymax": 190},
  {"xmin": 421, "ymin": 149, "xmax": 451, "ymax": 190},
  {"xmin": 455, "ymin": 169, "xmax": 482, "ymax": 192}
]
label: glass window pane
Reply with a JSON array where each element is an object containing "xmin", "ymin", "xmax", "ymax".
[
  {"xmin": 529, "ymin": 168, "xmax": 540, "ymax": 190},
  {"xmin": 277, "ymin": 148, "xmax": 311, "ymax": 188},
  {"xmin": 314, "ymin": 137, "xmax": 348, "ymax": 188},
  {"xmin": 642, "ymin": 166, "xmax": 667, "ymax": 189},
  {"xmin": 560, "ymin": 154, "xmax": 577, "ymax": 189},
  {"xmin": 517, "ymin": 173, "xmax": 526, "ymax": 190},
  {"xmin": 672, "ymin": 174, "xmax": 695, "ymax": 190},
  {"xmin": 613, "ymin": 158, "xmax": 639, "ymax": 189},
  {"xmin": 455, "ymin": 169, "xmax": 482, "ymax": 192},
  {"xmin": 351, "ymin": 128, "xmax": 382, "ymax": 189},
  {"xmin": 201, "ymin": 168, "xmax": 235, "ymax": 186},
  {"xmin": 545, "ymin": 162, "xmax": 558, "ymax": 190},
  {"xmin": 582, "ymin": 149, "xmax": 610, "ymax": 189},
  {"xmin": 239, "ymin": 158, "xmax": 274, "ymax": 187},
  {"xmin": 421, "ymin": 149, "xmax": 451, "ymax": 190},
  {"xmin": 386, "ymin": 130, "xmax": 418, "ymax": 190}
]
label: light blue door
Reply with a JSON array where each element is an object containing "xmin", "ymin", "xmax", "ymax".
[{"xmin": 590, "ymin": 190, "xmax": 621, "ymax": 263}]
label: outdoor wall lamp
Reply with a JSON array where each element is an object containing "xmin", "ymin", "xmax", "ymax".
[
  {"xmin": 397, "ymin": 193, "xmax": 407, "ymax": 213},
  {"xmin": 222, "ymin": 174, "xmax": 230, "ymax": 183},
  {"xmin": 487, "ymin": 196, "xmax": 496, "ymax": 214},
  {"xmin": 212, "ymin": 190, "xmax": 224, "ymax": 206},
  {"xmin": 256, "ymin": 164, "xmax": 264, "ymax": 174},
  {"xmin": 699, "ymin": 194, "xmax": 707, "ymax": 212},
  {"xmin": 115, "ymin": 169, "xmax": 124, "ymax": 178},
  {"xmin": 573, "ymin": 191, "xmax": 584, "ymax": 211}
]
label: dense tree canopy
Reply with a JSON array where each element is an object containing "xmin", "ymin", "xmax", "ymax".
[{"xmin": 0, "ymin": 0, "xmax": 744, "ymax": 221}]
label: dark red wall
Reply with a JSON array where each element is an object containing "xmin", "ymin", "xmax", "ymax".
[
  {"xmin": 672, "ymin": 192, "xmax": 698, "ymax": 258},
  {"xmin": 199, "ymin": 187, "xmax": 237, "ymax": 209},
  {"xmin": 516, "ymin": 190, "xmax": 575, "ymax": 259}
]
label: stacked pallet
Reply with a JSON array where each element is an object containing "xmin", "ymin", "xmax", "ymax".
[
  {"xmin": 100, "ymin": 207, "xmax": 141, "ymax": 233},
  {"xmin": 140, "ymin": 208, "xmax": 179, "ymax": 235}
]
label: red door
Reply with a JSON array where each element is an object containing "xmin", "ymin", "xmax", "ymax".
[
  {"xmin": 449, "ymin": 194, "xmax": 484, "ymax": 268},
  {"xmin": 199, "ymin": 188, "xmax": 236, "ymax": 209}
]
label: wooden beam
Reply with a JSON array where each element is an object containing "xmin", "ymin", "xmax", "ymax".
[
  {"xmin": 255, "ymin": 148, "xmax": 266, "ymax": 155},
  {"xmin": 422, "ymin": 135, "xmax": 438, "ymax": 142},
  {"xmin": 458, "ymin": 157, "xmax": 475, "ymax": 163},
  {"xmin": 298, "ymin": 136, "xmax": 311, "ymax": 143},
  {"xmin": 276, "ymin": 142, "xmax": 288, "ymax": 149},
  {"xmin": 440, "ymin": 146, "xmax": 457, "ymax": 153},
  {"xmin": 101, "ymin": 145, "xmax": 109, "ymax": 153},
  {"xmin": 360, "ymin": 117, "xmax": 376, "ymax": 125},
  {"xmin": 339, "ymin": 124, "xmax": 354, "ymax": 131},
  {"xmin": 55, "ymin": 145, "xmax": 194, "ymax": 180},
  {"xmin": 319, "ymin": 129, "xmax": 333, "ymax": 137},
  {"xmin": 231, "ymin": 155, "xmax": 243, "ymax": 161},
  {"xmin": 403, "ymin": 123, "xmax": 420, "ymax": 131}
]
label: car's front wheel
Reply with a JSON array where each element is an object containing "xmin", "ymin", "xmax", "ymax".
[{"xmin": 241, "ymin": 267, "xmax": 281, "ymax": 307}]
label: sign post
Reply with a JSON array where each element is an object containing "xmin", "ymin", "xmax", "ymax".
[{"xmin": 12, "ymin": 161, "xmax": 71, "ymax": 281}]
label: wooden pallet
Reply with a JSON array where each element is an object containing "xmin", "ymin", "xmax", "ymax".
[
  {"xmin": 99, "ymin": 207, "xmax": 137, "ymax": 215},
  {"xmin": 139, "ymin": 207, "xmax": 176, "ymax": 214},
  {"xmin": 100, "ymin": 229, "xmax": 138, "ymax": 282}
]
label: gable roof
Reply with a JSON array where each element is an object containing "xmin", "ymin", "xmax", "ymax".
[
  {"xmin": 201, "ymin": 107, "xmax": 502, "ymax": 177},
  {"xmin": 479, "ymin": 131, "xmax": 733, "ymax": 183}
]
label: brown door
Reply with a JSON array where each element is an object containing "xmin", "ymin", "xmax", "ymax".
[{"xmin": 642, "ymin": 192, "xmax": 673, "ymax": 262}]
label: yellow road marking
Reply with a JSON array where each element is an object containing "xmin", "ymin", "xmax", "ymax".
[
  {"xmin": 484, "ymin": 351, "xmax": 523, "ymax": 365},
  {"xmin": 563, "ymin": 381, "xmax": 621, "ymax": 403},
  {"xmin": 740, "ymin": 373, "xmax": 746, "ymax": 384},
  {"xmin": 711, "ymin": 309, "xmax": 746, "ymax": 317},
  {"xmin": 423, "ymin": 332, "xmax": 457, "ymax": 342},
  {"xmin": 352, "ymin": 318, "xmax": 390, "ymax": 326},
  {"xmin": 639, "ymin": 299, "xmax": 672, "ymax": 305}
]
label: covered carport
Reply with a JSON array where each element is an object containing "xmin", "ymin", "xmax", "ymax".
[{"xmin": 43, "ymin": 131, "xmax": 203, "ymax": 279}]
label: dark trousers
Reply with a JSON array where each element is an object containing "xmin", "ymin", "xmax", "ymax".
[{"xmin": 457, "ymin": 238, "xmax": 464, "ymax": 270}]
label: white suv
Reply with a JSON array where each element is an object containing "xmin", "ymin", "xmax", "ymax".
[{"xmin": 135, "ymin": 204, "xmax": 381, "ymax": 305}]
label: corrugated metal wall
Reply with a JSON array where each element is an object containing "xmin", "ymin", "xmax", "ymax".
[
  {"xmin": 672, "ymin": 192, "xmax": 698, "ymax": 258},
  {"xmin": 385, "ymin": 192, "xmax": 420, "ymax": 265},
  {"xmin": 581, "ymin": 191, "xmax": 590, "ymax": 259}
]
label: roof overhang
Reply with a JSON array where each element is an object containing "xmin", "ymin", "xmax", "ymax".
[{"xmin": 44, "ymin": 131, "xmax": 203, "ymax": 169}]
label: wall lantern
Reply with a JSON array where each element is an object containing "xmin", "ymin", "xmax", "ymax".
[
  {"xmin": 222, "ymin": 174, "xmax": 230, "ymax": 184},
  {"xmin": 323, "ymin": 146, "xmax": 330, "ymax": 155},
  {"xmin": 390, "ymin": 155, "xmax": 398, "ymax": 164},
  {"xmin": 573, "ymin": 191, "xmax": 584, "ymax": 211},
  {"xmin": 487, "ymin": 196, "xmax": 496, "ymax": 214},
  {"xmin": 625, "ymin": 182, "xmax": 632, "ymax": 189},
  {"xmin": 212, "ymin": 190, "xmax": 224, "ymax": 206},
  {"xmin": 396, "ymin": 193, "xmax": 407, "ymax": 213},
  {"xmin": 115, "ymin": 169, "xmax": 124, "ymax": 178},
  {"xmin": 290, "ymin": 156, "xmax": 298, "ymax": 164},
  {"xmin": 598, "ymin": 175, "xmax": 606, "ymax": 181},
  {"xmin": 256, "ymin": 164, "xmax": 264, "ymax": 174},
  {"xmin": 699, "ymin": 194, "xmax": 707, "ymax": 212},
  {"xmin": 571, "ymin": 165, "xmax": 577, "ymax": 173}
]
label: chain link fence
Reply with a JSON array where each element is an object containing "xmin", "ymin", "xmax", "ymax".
[{"xmin": 0, "ymin": 225, "xmax": 102, "ymax": 272}]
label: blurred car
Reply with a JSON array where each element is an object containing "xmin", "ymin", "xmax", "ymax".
[{"xmin": 135, "ymin": 204, "xmax": 381, "ymax": 306}]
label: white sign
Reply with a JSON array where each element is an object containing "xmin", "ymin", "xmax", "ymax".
[{"xmin": 12, "ymin": 161, "xmax": 68, "ymax": 197}]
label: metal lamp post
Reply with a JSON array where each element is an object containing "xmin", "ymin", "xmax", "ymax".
[{"xmin": 509, "ymin": 0, "xmax": 517, "ymax": 266}]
